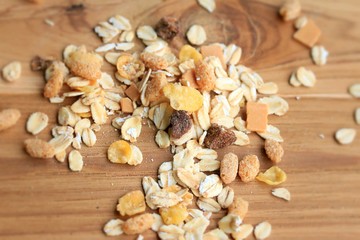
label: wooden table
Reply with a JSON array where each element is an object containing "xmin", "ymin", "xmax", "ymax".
[{"xmin": 0, "ymin": 0, "xmax": 359, "ymax": 239}]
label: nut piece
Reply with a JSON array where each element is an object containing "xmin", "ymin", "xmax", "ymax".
[
  {"xmin": 2, "ymin": 61, "xmax": 21, "ymax": 82},
  {"xmin": 238, "ymin": 155, "xmax": 260, "ymax": 183},
  {"xmin": 195, "ymin": 60, "xmax": 216, "ymax": 92},
  {"xmin": 0, "ymin": 108, "xmax": 21, "ymax": 132},
  {"xmin": 187, "ymin": 25, "xmax": 207, "ymax": 46},
  {"xmin": 68, "ymin": 150, "xmax": 83, "ymax": 172},
  {"xmin": 140, "ymin": 52, "xmax": 169, "ymax": 70},
  {"xmin": 24, "ymin": 139, "xmax": 55, "ymax": 159},
  {"xmin": 170, "ymin": 110, "xmax": 192, "ymax": 139},
  {"xmin": 107, "ymin": 140, "xmax": 132, "ymax": 164},
  {"xmin": 311, "ymin": 45, "xmax": 329, "ymax": 66},
  {"xmin": 279, "ymin": 0, "xmax": 301, "ymax": 21},
  {"xmin": 272, "ymin": 187, "xmax": 291, "ymax": 201},
  {"xmin": 217, "ymin": 186, "xmax": 235, "ymax": 209},
  {"xmin": 122, "ymin": 213, "xmax": 155, "ymax": 235},
  {"xmin": 204, "ymin": 124, "xmax": 236, "ymax": 149},
  {"xmin": 335, "ymin": 128, "xmax": 356, "ymax": 145},
  {"xmin": 228, "ymin": 196, "xmax": 249, "ymax": 220},
  {"xmin": 264, "ymin": 139, "xmax": 284, "ymax": 164},
  {"xmin": 116, "ymin": 190, "xmax": 146, "ymax": 216},
  {"xmin": 254, "ymin": 221, "xmax": 272, "ymax": 240},
  {"xmin": 349, "ymin": 83, "xmax": 360, "ymax": 98},
  {"xmin": 103, "ymin": 219, "xmax": 124, "ymax": 236},
  {"xmin": 220, "ymin": 153, "xmax": 239, "ymax": 184},
  {"xmin": 26, "ymin": 112, "xmax": 49, "ymax": 135},
  {"xmin": 155, "ymin": 16, "xmax": 180, "ymax": 41},
  {"xmin": 65, "ymin": 50, "xmax": 103, "ymax": 81}
]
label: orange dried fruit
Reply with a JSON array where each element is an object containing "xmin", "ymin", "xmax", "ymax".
[
  {"xmin": 256, "ymin": 166, "xmax": 287, "ymax": 185},
  {"xmin": 179, "ymin": 45, "xmax": 203, "ymax": 63},
  {"xmin": 163, "ymin": 83, "xmax": 203, "ymax": 112},
  {"xmin": 107, "ymin": 140, "xmax": 132, "ymax": 164},
  {"xmin": 116, "ymin": 190, "xmax": 146, "ymax": 216},
  {"xmin": 159, "ymin": 203, "xmax": 188, "ymax": 225}
]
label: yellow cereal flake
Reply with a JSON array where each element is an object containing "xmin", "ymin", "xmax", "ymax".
[
  {"xmin": 256, "ymin": 166, "xmax": 287, "ymax": 185},
  {"xmin": 116, "ymin": 190, "xmax": 146, "ymax": 216},
  {"xmin": 179, "ymin": 45, "xmax": 203, "ymax": 63},
  {"xmin": 107, "ymin": 140, "xmax": 132, "ymax": 164},
  {"xmin": 159, "ymin": 203, "xmax": 189, "ymax": 225},
  {"xmin": 163, "ymin": 83, "xmax": 203, "ymax": 112}
]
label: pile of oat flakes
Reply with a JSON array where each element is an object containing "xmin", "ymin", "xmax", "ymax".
[{"xmin": 0, "ymin": 0, "xmax": 359, "ymax": 239}]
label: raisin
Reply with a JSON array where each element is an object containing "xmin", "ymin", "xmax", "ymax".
[
  {"xmin": 204, "ymin": 124, "xmax": 236, "ymax": 149},
  {"xmin": 155, "ymin": 16, "xmax": 180, "ymax": 41},
  {"xmin": 170, "ymin": 110, "xmax": 192, "ymax": 139}
]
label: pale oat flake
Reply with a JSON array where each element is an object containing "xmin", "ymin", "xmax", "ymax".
[
  {"xmin": 198, "ymin": 0, "xmax": 216, "ymax": 13},
  {"xmin": 187, "ymin": 25, "xmax": 207, "ymax": 46},
  {"xmin": 119, "ymin": 30, "xmax": 135, "ymax": 42},
  {"xmin": 258, "ymin": 96, "xmax": 289, "ymax": 116},
  {"xmin": 258, "ymin": 82, "xmax": 279, "ymax": 95},
  {"xmin": 95, "ymin": 43, "xmax": 116, "ymax": 53},
  {"xmin": 294, "ymin": 15, "xmax": 308, "ymax": 29},
  {"xmin": 82, "ymin": 128, "xmax": 97, "ymax": 147},
  {"xmin": 55, "ymin": 150, "xmax": 66, "ymax": 163},
  {"xmin": 74, "ymin": 118, "xmax": 91, "ymax": 134},
  {"xmin": 217, "ymin": 186, "xmax": 234, "ymax": 209},
  {"xmin": 2, "ymin": 61, "xmax": 21, "ymax": 82},
  {"xmin": 335, "ymin": 128, "xmax": 356, "ymax": 145},
  {"xmin": 103, "ymin": 219, "xmax": 124, "ymax": 236},
  {"xmin": 289, "ymin": 72, "xmax": 302, "ymax": 87},
  {"xmin": 155, "ymin": 130, "xmax": 170, "ymax": 148},
  {"xmin": 197, "ymin": 197, "xmax": 221, "ymax": 212},
  {"xmin": 204, "ymin": 228, "xmax": 228, "ymax": 240},
  {"xmin": 349, "ymin": 83, "xmax": 360, "ymax": 98},
  {"xmin": 49, "ymin": 134, "xmax": 73, "ymax": 154},
  {"xmin": 137, "ymin": 25, "xmax": 157, "ymax": 41},
  {"xmin": 231, "ymin": 224, "xmax": 254, "ymax": 240},
  {"xmin": 218, "ymin": 214, "xmax": 242, "ymax": 234},
  {"xmin": 254, "ymin": 221, "xmax": 272, "ymax": 240},
  {"xmin": 271, "ymin": 187, "xmax": 291, "ymax": 201},
  {"xmin": 105, "ymin": 52, "xmax": 121, "ymax": 65},
  {"xmin": 115, "ymin": 42, "xmax": 135, "ymax": 51},
  {"xmin": 26, "ymin": 112, "xmax": 49, "ymax": 135},
  {"xmin": 296, "ymin": 67, "xmax": 316, "ymax": 87},
  {"xmin": 127, "ymin": 144, "xmax": 143, "ymax": 166},
  {"xmin": 158, "ymin": 224, "xmax": 185, "ymax": 239},
  {"xmin": 355, "ymin": 108, "xmax": 360, "ymax": 125},
  {"xmin": 68, "ymin": 150, "xmax": 83, "ymax": 172},
  {"xmin": 109, "ymin": 15, "xmax": 132, "ymax": 31},
  {"xmin": 257, "ymin": 125, "xmax": 284, "ymax": 142},
  {"xmin": 233, "ymin": 130, "xmax": 250, "ymax": 146},
  {"xmin": 91, "ymin": 101, "xmax": 108, "ymax": 124},
  {"xmin": 311, "ymin": 45, "xmax": 329, "ymax": 66},
  {"xmin": 121, "ymin": 116, "xmax": 142, "ymax": 142}
]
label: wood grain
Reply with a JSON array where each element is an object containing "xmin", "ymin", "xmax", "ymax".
[{"xmin": 0, "ymin": 0, "xmax": 360, "ymax": 239}]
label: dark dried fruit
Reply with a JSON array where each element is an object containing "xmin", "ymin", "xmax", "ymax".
[
  {"xmin": 170, "ymin": 110, "xmax": 192, "ymax": 139},
  {"xmin": 30, "ymin": 56, "xmax": 53, "ymax": 71},
  {"xmin": 155, "ymin": 16, "xmax": 180, "ymax": 41},
  {"xmin": 204, "ymin": 123, "xmax": 236, "ymax": 149}
]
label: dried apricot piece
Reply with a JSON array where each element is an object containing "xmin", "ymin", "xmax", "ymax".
[
  {"xmin": 159, "ymin": 203, "xmax": 189, "ymax": 225},
  {"xmin": 256, "ymin": 166, "xmax": 287, "ymax": 185},
  {"xmin": 107, "ymin": 140, "xmax": 132, "ymax": 164},
  {"xmin": 116, "ymin": 53, "xmax": 145, "ymax": 80},
  {"xmin": 179, "ymin": 45, "xmax": 203, "ymax": 63},
  {"xmin": 116, "ymin": 190, "xmax": 146, "ymax": 216},
  {"xmin": 163, "ymin": 83, "xmax": 203, "ymax": 112}
]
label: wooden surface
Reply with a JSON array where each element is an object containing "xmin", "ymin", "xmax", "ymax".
[{"xmin": 0, "ymin": 0, "xmax": 360, "ymax": 239}]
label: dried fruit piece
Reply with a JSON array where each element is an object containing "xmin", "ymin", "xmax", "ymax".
[
  {"xmin": 170, "ymin": 110, "xmax": 192, "ymax": 139},
  {"xmin": 2, "ymin": 61, "xmax": 21, "ymax": 82},
  {"xmin": 26, "ymin": 112, "xmax": 48, "ymax": 135},
  {"xmin": 141, "ymin": 52, "xmax": 169, "ymax": 70},
  {"xmin": 195, "ymin": 60, "xmax": 216, "ymax": 91},
  {"xmin": 293, "ymin": 19, "xmax": 321, "ymax": 48},
  {"xmin": 203, "ymin": 124, "xmax": 236, "ymax": 149},
  {"xmin": 68, "ymin": 150, "xmax": 83, "ymax": 171},
  {"xmin": 279, "ymin": 0, "xmax": 301, "ymax": 21},
  {"xmin": 217, "ymin": 186, "xmax": 234, "ymax": 209},
  {"xmin": 155, "ymin": 16, "xmax": 180, "ymax": 41},
  {"xmin": 256, "ymin": 166, "xmax": 287, "ymax": 185},
  {"xmin": 246, "ymin": 102, "xmax": 268, "ymax": 132},
  {"xmin": 220, "ymin": 153, "xmax": 239, "ymax": 184},
  {"xmin": 103, "ymin": 219, "xmax": 124, "ymax": 236},
  {"xmin": 163, "ymin": 83, "xmax": 203, "ymax": 112},
  {"xmin": 198, "ymin": 0, "xmax": 216, "ymax": 13},
  {"xmin": 187, "ymin": 25, "xmax": 207, "ymax": 46},
  {"xmin": 146, "ymin": 72, "xmax": 167, "ymax": 102},
  {"xmin": 179, "ymin": 45, "xmax": 203, "ymax": 63},
  {"xmin": 264, "ymin": 139, "xmax": 284, "ymax": 164},
  {"xmin": 238, "ymin": 155, "xmax": 260, "ymax": 183},
  {"xmin": 65, "ymin": 49, "xmax": 102, "ymax": 81},
  {"xmin": 117, "ymin": 190, "xmax": 146, "ymax": 216},
  {"xmin": 349, "ymin": 83, "xmax": 360, "ymax": 98},
  {"xmin": 122, "ymin": 213, "xmax": 155, "ymax": 235},
  {"xmin": 311, "ymin": 45, "xmax": 329, "ymax": 66},
  {"xmin": 159, "ymin": 203, "xmax": 189, "ymax": 225},
  {"xmin": 254, "ymin": 221, "xmax": 271, "ymax": 240},
  {"xmin": 335, "ymin": 128, "xmax": 356, "ymax": 145},
  {"xmin": 116, "ymin": 53, "xmax": 145, "ymax": 80},
  {"xmin": 24, "ymin": 139, "xmax": 55, "ymax": 159},
  {"xmin": 231, "ymin": 224, "xmax": 254, "ymax": 240},
  {"xmin": 107, "ymin": 140, "xmax": 132, "ymax": 164},
  {"xmin": 120, "ymin": 97, "xmax": 134, "ymax": 113},
  {"xmin": 272, "ymin": 187, "xmax": 291, "ymax": 201},
  {"xmin": 0, "ymin": 108, "xmax": 21, "ymax": 132},
  {"xmin": 228, "ymin": 196, "xmax": 248, "ymax": 219}
]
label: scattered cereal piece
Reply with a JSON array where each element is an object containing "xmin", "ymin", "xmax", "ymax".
[
  {"xmin": 187, "ymin": 25, "xmax": 207, "ymax": 46},
  {"xmin": 238, "ymin": 154, "xmax": 260, "ymax": 183},
  {"xmin": 120, "ymin": 97, "xmax": 134, "ymax": 113},
  {"xmin": 65, "ymin": 50, "xmax": 103, "ymax": 81},
  {"xmin": 179, "ymin": 45, "xmax": 203, "ymax": 63},
  {"xmin": 103, "ymin": 219, "xmax": 124, "ymax": 236},
  {"xmin": 200, "ymin": 45, "xmax": 226, "ymax": 69},
  {"xmin": 26, "ymin": 112, "xmax": 49, "ymax": 135},
  {"xmin": 349, "ymin": 83, "xmax": 360, "ymax": 98},
  {"xmin": 82, "ymin": 128, "xmax": 97, "ymax": 147},
  {"xmin": 293, "ymin": 19, "xmax": 321, "ymax": 48},
  {"xmin": 204, "ymin": 228, "xmax": 228, "ymax": 240},
  {"xmin": 122, "ymin": 213, "xmax": 155, "ymax": 235},
  {"xmin": 217, "ymin": 186, "xmax": 234, "ymax": 209},
  {"xmin": 296, "ymin": 67, "xmax": 317, "ymax": 87},
  {"xmin": 294, "ymin": 15, "xmax": 308, "ymax": 29},
  {"xmin": 159, "ymin": 203, "xmax": 189, "ymax": 225},
  {"xmin": 107, "ymin": 140, "xmax": 132, "ymax": 164},
  {"xmin": 311, "ymin": 45, "xmax": 329, "ymax": 66},
  {"xmin": 197, "ymin": 197, "xmax": 221, "ymax": 212},
  {"xmin": 203, "ymin": 123, "xmax": 236, "ymax": 149},
  {"xmin": 335, "ymin": 128, "xmax": 356, "ymax": 145},
  {"xmin": 125, "ymin": 84, "xmax": 140, "ymax": 101},
  {"xmin": 137, "ymin": 25, "xmax": 157, "ymax": 41},
  {"xmin": 355, "ymin": 108, "xmax": 360, "ymax": 125},
  {"xmin": 2, "ymin": 61, "xmax": 21, "ymax": 82},
  {"xmin": 228, "ymin": 196, "xmax": 249, "ymax": 219},
  {"xmin": 170, "ymin": 110, "xmax": 192, "ymax": 139},
  {"xmin": 254, "ymin": 221, "xmax": 272, "ymax": 240},
  {"xmin": 218, "ymin": 213, "xmax": 242, "ymax": 234},
  {"xmin": 68, "ymin": 150, "xmax": 83, "ymax": 172},
  {"xmin": 256, "ymin": 166, "xmax": 287, "ymax": 185},
  {"xmin": 117, "ymin": 190, "xmax": 146, "ymax": 216},
  {"xmin": 271, "ymin": 187, "xmax": 291, "ymax": 201},
  {"xmin": 198, "ymin": 0, "xmax": 216, "ymax": 13},
  {"xmin": 163, "ymin": 83, "xmax": 203, "ymax": 112},
  {"xmin": 24, "ymin": 139, "xmax": 55, "ymax": 159},
  {"xmin": 155, "ymin": 16, "xmax": 180, "ymax": 41},
  {"xmin": 0, "ymin": 108, "xmax": 21, "ymax": 132},
  {"xmin": 279, "ymin": 0, "xmax": 301, "ymax": 21},
  {"xmin": 116, "ymin": 53, "xmax": 145, "ymax": 80},
  {"xmin": 155, "ymin": 130, "xmax": 170, "ymax": 148},
  {"xmin": 231, "ymin": 224, "xmax": 254, "ymax": 240},
  {"xmin": 141, "ymin": 52, "xmax": 169, "ymax": 70},
  {"xmin": 220, "ymin": 153, "xmax": 239, "ymax": 184},
  {"xmin": 246, "ymin": 102, "xmax": 268, "ymax": 132},
  {"xmin": 195, "ymin": 60, "xmax": 216, "ymax": 92},
  {"xmin": 264, "ymin": 139, "xmax": 284, "ymax": 164},
  {"xmin": 127, "ymin": 144, "xmax": 143, "ymax": 166}
]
